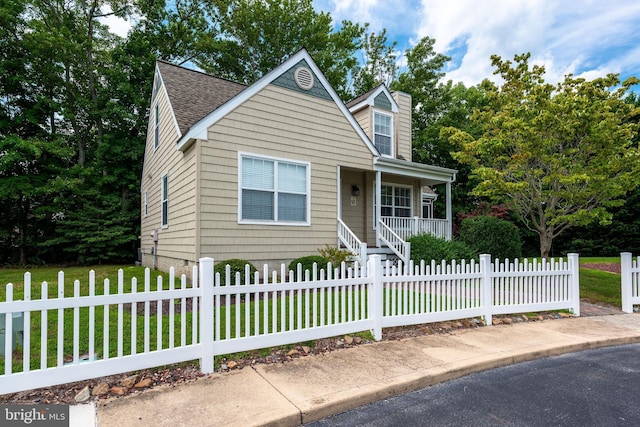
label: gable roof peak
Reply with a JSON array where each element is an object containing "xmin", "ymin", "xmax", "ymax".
[
  {"xmin": 155, "ymin": 60, "xmax": 246, "ymax": 136},
  {"xmin": 346, "ymin": 84, "xmax": 399, "ymax": 113}
]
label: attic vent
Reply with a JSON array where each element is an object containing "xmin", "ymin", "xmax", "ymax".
[{"xmin": 294, "ymin": 67, "xmax": 314, "ymax": 90}]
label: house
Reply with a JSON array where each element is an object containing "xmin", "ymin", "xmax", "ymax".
[{"xmin": 140, "ymin": 49, "xmax": 457, "ymax": 277}]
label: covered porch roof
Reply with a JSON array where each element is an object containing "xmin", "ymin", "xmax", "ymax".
[{"xmin": 373, "ymin": 156, "xmax": 457, "ymax": 185}]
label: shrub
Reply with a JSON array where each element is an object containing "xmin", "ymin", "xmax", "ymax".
[
  {"xmin": 288, "ymin": 255, "xmax": 329, "ymax": 280},
  {"xmin": 317, "ymin": 245, "xmax": 354, "ymax": 266},
  {"xmin": 214, "ymin": 259, "xmax": 257, "ymax": 285},
  {"xmin": 408, "ymin": 234, "xmax": 476, "ymax": 264},
  {"xmin": 458, "ymin": 216, "xmax": 522, "ymax": 260}
]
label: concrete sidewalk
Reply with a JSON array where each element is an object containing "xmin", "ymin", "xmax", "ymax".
[{"xmin": 94, "ymin": 313, "xmax": 640, "ymax": 427}]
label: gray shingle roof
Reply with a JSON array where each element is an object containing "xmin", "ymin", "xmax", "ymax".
[
  {"xmin": 345, "ymin": 84, "xmax": 385, "ymax": 109},
  {"xmin": 157, "ymin": 60, "xmax": 246, "ymax": 135}
]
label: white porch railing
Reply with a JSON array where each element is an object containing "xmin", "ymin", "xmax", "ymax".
[
  {"xmin": 378, "ymin": 219, "xmax": 411, "ymax": 268},
  {"xmin": 381, "ymin": 216, "xmax": 450, "ymax": 241},
  {"xmin": 338, "ymin": 218, "xmax": 367, "ymax": 269}
]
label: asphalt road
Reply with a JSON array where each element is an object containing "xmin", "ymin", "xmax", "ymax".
[{"xmin": 305, "ymin": 344, "xmax": 640, "ymax": 427}]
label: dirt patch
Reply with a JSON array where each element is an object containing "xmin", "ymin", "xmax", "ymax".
[{"xmin": 582, "ymin": 263, "xmax": 621, "ymax": 274}]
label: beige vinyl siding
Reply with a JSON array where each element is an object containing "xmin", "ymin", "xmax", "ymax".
[
  {"xmin": 340, "ymin": 170, "xmax": 368, "ymax": 242},
  {"xmin": 392, "ymin": 92, "xmax": 412, "ymax": 161},
  {"xmin": 199, "ymin": 85, "xmax": 374, "ymax": 268},
  {"xmin": 140, "ymin": 83, "xmax": 197, "ymax": 272},
  {"xmin": 352, "ymin": 108, "xmax": 370, "ymax": 137}
]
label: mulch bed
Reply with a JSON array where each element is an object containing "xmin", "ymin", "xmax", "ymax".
[{"xmin": 0, "ymin": 262, "xmax": 620, "ymax": 405}]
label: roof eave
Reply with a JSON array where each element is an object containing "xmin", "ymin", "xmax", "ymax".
[{"xmin": 374, "ymin": 157, "xmax": 457, "ymax": 183}]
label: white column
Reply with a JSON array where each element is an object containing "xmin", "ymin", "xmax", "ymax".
[
  {"xmin": 375, "ymin": 171, "xmax": 382, "ymax": 248},
  {"xmin": 446, "ymin": 181, "xmax": 452, "ymax": 241},
  {"xmin": 567, "ymin": 253, "xmax": 580, "ymax": 316},
  {"xmin": 337, "ymin": 166, "xmax": 342, "ymax": 247},
  {"xmin": 621, "ymin": 252, "xmax": 633, "ymax": 313},
  {"xmin": 480, "ymin": 254, "xmax": 493, "ymax": 326},
  {"xmin": 199, "ymin": 257, "xmax": 215, "ymax": 373}
]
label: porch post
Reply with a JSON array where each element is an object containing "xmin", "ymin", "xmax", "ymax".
[
  {"xmin": 337, "ymin": 166, "xmax": 342, "ymax": 247},
  {"xmin": 375, "ymin": 171, "xmax": 382, "ymax": 248},
  {"xmin": 445, "ymin": 181, "xmax": 452, "ymax": 241}
]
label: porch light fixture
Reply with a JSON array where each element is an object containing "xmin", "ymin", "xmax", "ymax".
[{"xmin": 352, "ymin": 185, "xmax": 360, "ymax": 197}]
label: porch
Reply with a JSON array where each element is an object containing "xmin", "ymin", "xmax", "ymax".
[
  {"xmin": 338, "ymin": 157, "xmax": 457, "ymax": 269},
  {"xmin": 338, "ymin": 216, "xmax": 451, "ymax": 270}
]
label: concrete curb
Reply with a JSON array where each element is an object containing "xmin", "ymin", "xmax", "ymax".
[
  {"xmin": 96, "ymin": 315, "xmax": 640, "ymax": 427},
  {"xmin": 296, "ymin": 336, "xmax": 640, "ymax": 425}
]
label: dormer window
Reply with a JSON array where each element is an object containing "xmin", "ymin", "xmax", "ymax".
[{"xmin": 374, "ymin": 111, "xmax": 393, "ymax": 156}]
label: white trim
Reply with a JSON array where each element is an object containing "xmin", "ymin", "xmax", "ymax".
[
  {"xmin": 373, "ymin": 110, "xmax": 394, "ymax": 158},
  {"xmin": 153, "ymin": 103, "xmax": 160, "ymax": 151},
  {"xmin": 237, "ymin": 152, "xmax": 311, "ymax": 226},
  {"xmin": 177, "ymin": 49, "xmax": 379, "ymax": 157},
  {"xmin": 154, "ymin": 64, "xmax": 182, "ymax": 139},
  {"xmin": 374, "ymin": 182, "xmax": 413, "ymax": 225},
  {"xmin": 374, "ymin": 156, "xmax": 457, "ymax": 183},
  {"xmin": 348, "ymin": 86, "xmax": 399, "ymax": 114},
  {"xmin": 143, "ymin": 191, "xmax": 148, "ymax": 217}
]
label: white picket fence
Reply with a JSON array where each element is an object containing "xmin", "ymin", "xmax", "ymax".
[
  {"xmin": 0, "ymin": 254, "xmax": 580, "ymax": 395},
  {"xmin": 621, "ymin": 252, "xmax": 640, "ymax": 313}
]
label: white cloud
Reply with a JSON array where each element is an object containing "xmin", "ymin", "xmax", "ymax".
[
  {"xmin": 315, "ymin": 0, "xmax": 640, "ymax": 87},
  {"xmin": 98, "ymin": 5, "xmax": 134, "ymax": 38}
]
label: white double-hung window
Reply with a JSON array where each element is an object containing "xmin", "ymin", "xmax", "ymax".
[
  {"xmin": 161, "ymin": 174, "xmax": 168, "ymax": 227},
  {"xmin": 373, "ymin": 111, "xmax": 393, "ymax": 156},
  {"xmin": 239, "ymin": 153, "xmax": 310, "ymax": 225},
  {"xmin": 381, "ymin": 184, "xmax": 411, "ymax": 217}
]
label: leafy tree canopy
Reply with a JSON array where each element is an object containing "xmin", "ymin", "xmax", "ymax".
[{"xmin": 447, "ymin": 53, "xmax": 640, "ymax": 258}]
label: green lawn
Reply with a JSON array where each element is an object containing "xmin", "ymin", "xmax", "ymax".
[
  {"xmin": 0, "ymin": 257, "xmax": 626, "ymax": 373},
  {"xmin": 579, "ymin": 257, "xmax": 622, "ymax": 307}
]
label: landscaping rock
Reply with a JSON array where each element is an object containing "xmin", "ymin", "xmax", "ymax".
[
  {"xmin": 110, "ymin": 386, "xmax": 128, "ymax": 395},
  {"xmin": 503, "ymin": 318, "xmax": 513, "ymax": 325},
  {"xmin": 135, "ymin": 379, "xmax": 152, "ymax": 388},
  {"xmin": 74, "ymin": 386, "xmax": 90, "ymax": 403},
  {"xmin": 121, "ymin": 375, "xmax": 138, "ymax": 388},
  {"xmin": 344, "ymin": 336, "xmax": 354, "ymax": 345},
  {"xmin": 227, "ymin": 360, "xmax": 238, "ymax": 369},
  {"xmin": 91, "ymin": 383, "xmax": 110, "ymax": 396}
]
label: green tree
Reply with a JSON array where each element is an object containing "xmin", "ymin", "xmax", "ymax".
[
  {"xmin": 196, "ymin": 0, "xmax": 363, "ymax": 98},
  {"xmin": 0, "ymin": 136, "xmax": 73, "ymax": 264},
  {"xmin": 349, "ymin": 26, "xmax": 397, "ymax": 95},
  {"xmin": 448, "ymin": 53, "xmax": 640, "ymax": 258},
  {"xmin": 393, "ymin": 36, "xmax": 450, "ymax": 147}
]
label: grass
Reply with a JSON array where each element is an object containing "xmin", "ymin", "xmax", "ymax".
[
  {"xmin": 0, "ymin": 256, "xmax": 627, "ymax": 373},
  {"xmin": 578, "ymin": 257, "xmax": 622, "ymax": 307}
]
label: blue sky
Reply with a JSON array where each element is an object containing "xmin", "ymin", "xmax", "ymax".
[{"xmin": 313, "ymin": 0, "xmax": 640, "ymax": 87}]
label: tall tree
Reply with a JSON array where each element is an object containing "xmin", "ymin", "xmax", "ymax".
[
  {"xmin": 196, "ymin": 0, "xmax": 363, "ymax": 98},
  {"xmin": 447, "ymin": 53, "xmax": 640, "ymax": 258},
  {"xmin": 349, "ymin": 26, "xmax": 397, "ymax": 95}
]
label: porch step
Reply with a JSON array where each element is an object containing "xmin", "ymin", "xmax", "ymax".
[{"xmin": 366, "ymin": 248, "xmax": 399, "ymax": 263}]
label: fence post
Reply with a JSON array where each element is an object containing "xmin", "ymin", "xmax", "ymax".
[
  {"xmin": 621, "ymin": 252, "xmax": 633, "ymax": 313},
  {"xmin": 567, "ymin": 253, "xmax": 580, "ymax": 316},
  {"xmin": 199, "ymin": 257, "xmax": 215, "ymax": 373},
  {"xmin": 369, "ymin": 255, "xmax": 383, "ymax": 341},
  {"xmin": 404, "ymin": 242, "xmax": 411, "ymax": 274},
  {"xmin": 360, "ymin": 242, "xmax": 368, "ymax": 275},
  {"xmin": 480, "ymin": 254, "xmax": 492, "ymax": 326}
]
